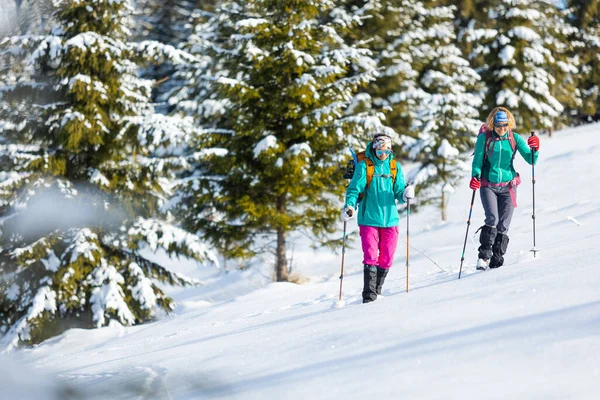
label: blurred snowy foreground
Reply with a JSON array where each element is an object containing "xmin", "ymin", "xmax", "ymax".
[{"xmin": 2, "ymin": 124, "xmax": 600, "ymax": 399}]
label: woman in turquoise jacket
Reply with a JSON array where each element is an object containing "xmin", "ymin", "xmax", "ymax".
[
  {"xmin": 341, "ymin": 133, "xmax": 414, "ymax": 303},
  {"xmin": 470, "ymin": 107, "xmax": 540, "ymax": 270}
]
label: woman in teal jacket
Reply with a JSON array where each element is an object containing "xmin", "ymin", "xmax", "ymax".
[
  {"xmin": 470, "ymin": 107, "xmax": 540, "ymax": 270},
  {"xmin": 341, "ymin": 133, "xmax": 414, "ymax": 303}
]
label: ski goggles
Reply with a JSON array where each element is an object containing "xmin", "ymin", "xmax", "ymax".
[{"xmin": 376, "ymin": 149, "xmax": 392, "ymax": 156}]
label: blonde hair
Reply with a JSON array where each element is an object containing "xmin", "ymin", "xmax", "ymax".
[{"xmin": 485, "ymin": 107, "xmax": 516, "ymax": 131}]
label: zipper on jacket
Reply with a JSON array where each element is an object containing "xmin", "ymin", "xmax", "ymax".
[{"xmin": 498, "ymin": 139, "xmax": 502, "ymax": 182}]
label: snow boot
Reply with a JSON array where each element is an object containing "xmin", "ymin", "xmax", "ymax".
[
  {"xmin": 476, "ymin": 258, "xmax": 490, "ymax": 271},
  {"xmin": 362, "ymin": 264, "xmax": 378, "ymax": 303},
  {"xmin": 375, "ymin": 267, "xmax": 389, "ymax": 295},
  {"xmin": 490, "ymin": 233, "xmax": 509, "ymax": 268},
  {"xmin": 477, "ymin": 225, "xmax": 497, "ymax": 261}
]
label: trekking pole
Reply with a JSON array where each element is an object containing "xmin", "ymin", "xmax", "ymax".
[
  {"xmin": 530, "ymin": 131, "xmax": 538, "ymax": 257},
  {"xmin": 338, "ymin": 221, "xmax": 347, "ymax": 301},
  {"xmin": 406, "ymin": 199, "xmax": 410, "ymax": 293},
  {"xmin": 458, "ymin": 190, "xmax": 477, "ymax": 279}
]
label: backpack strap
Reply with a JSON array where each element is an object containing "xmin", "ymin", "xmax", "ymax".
[
  {"xmin": 508, "ymin": 130, "xmax": 517, "ymax": 163},
  {"xmin": 390, "ymin": 159, "xmax": 397, "ymax": 184},
  {"xmin": 477, "ymin": 124, "xmax": 493, "ymax": 160},
  {"xmin": 479, "ymin": 125, "xmax": 493, "ymax": 180},
  {"xmin": 365, "ymin": 157, "xmax": 375, "ymax": 188},
  {"xmin": 355, "ymin": 151, "xmax": 375, "ymax": 189},
  {"xmin": 483, "ymin": 127, "xmax": 494, "ymax": 160}
]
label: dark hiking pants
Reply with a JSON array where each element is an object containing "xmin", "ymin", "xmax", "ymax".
[{"xmin": 478, "ymin": 186, "xmax": 515, "ymax": 266}]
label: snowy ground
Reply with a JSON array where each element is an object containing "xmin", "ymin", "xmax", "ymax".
[{"xmin": 3, "ymin": 124, "xmax": 600, "ymax": 399}]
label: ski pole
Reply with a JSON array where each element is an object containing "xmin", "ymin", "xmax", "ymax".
[
  {"xmin": 338, "ymin": 221, "xmax": 347, "ymax": 301},
  {"xmin": 530, "ymin": 131, "xmax": 538, "ymax": 257},
  {"xmin": 406, "ymin": 199, "xmax": 410, "ymax": 293},
  {"xmin": 458, "ymin": 190, "xmax": 477, "ymax": 279}
]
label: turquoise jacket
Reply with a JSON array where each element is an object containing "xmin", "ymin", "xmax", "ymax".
[
  {"xmin": 472, "ymin": 131, "xmax": 538, "ymax": 183},
  {"xmin": 344, "ymin": 143, "xmax": 406, "ymax": 228}
]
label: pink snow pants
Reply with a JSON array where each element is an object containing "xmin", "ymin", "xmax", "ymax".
[{"xmin": 359, "ymin": 225, "xmax": 399, "ymax": 269}]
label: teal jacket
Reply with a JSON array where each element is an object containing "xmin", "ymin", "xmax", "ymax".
[
  {"xmin": 344, "ymin": 144, "xmax": 406, "ymax": 228},
  {"xmin": 472, "ymin": 131, "xmax": 538, "ymax": 183}
]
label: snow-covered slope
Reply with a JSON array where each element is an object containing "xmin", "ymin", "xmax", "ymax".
[{"xmin": 5, "ymin": 124, "xmax": 600, "ymax": 399}]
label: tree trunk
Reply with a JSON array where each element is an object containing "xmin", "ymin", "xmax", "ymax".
[
  {"xmin": 275, "ymin": 195, "xmax": 289, "ymax": 282},
  {"xmin": 441, "ymin": 189, "xmax": 447, "ymax": 222},
  {"xmin": 275, "ymin": 228, "xmax": 288, "ymax": 281}
]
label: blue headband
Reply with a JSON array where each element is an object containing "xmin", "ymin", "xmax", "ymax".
[{"xmin": 494, "ymin": 111, "xmax": 509, "ymax": 125}]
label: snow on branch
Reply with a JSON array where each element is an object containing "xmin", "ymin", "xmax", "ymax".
[
  {"xmin": 133, "ymin": 41, "xmax": 201, "ymax": 65},
  {"xmin": 0, "ymin": 285, "xmax": 57, "ymax": 351},
  {"xmin": 89, "ymin": 260, "xmax": 136, "ymax": 328},
  {"xmin": 127, "ymin": 217, "xmax": 219, "ymax": 267},
  {"xmin": 253, "ymin": 135, "xmax": 278, "ymax": 158},
  {"xmin": 128, "ymin": 262, "xmax": 157, "ymax": 310},
  {"xmin": 63, "ymin": 228, "xmax": 101, "ymax": 264},
  {"xmin": 125, "ymin": 113, "xmax": 200, "ymax": 153},
  {"xmin": 235, "ymin": 18, "xmax": 268, "ymax": 29}
]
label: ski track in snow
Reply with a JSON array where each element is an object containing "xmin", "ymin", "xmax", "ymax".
[{"xmin": 6, "ymin": 124, "xmax": 600, "ymax": 399}]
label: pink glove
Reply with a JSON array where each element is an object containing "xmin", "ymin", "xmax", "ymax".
[
  {"xmin": 469, "ymin": 176, "xmax": 481, "ymax": 190},
  {"xmin": 528, "ymin": 135, "xmax": 539, "ymax": 151}
]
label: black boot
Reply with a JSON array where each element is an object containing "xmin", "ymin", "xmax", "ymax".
[
  {"xmin": 477, "ymin": 225, "xmax": 497, "ymax": 260},
  {"xmin": 375, "ymin": 267, "xmax": 389, "ymax": 295},
  {"xmin": 490, "ymin": 233, "xmax": 509, "ymax": 268},
  {"xmin": 476, "ymin": 225, "xmax": 497, "ymax": 270},
  {"xmin": 362, "ymin": 264, "xmax": 378, "ymax": 303}
]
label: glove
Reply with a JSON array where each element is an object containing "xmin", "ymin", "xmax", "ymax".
[
  {"xmin": 527, "ymin": 135, "xmax": 539, "ymax": 151},
  {"xmin": 402, "ymin": 185, "xmax": 415, "ymax": 202},
  {"xmin": 340, "ymin": 206, "xmax": 354, "ymax": 222},
  {"xmin": 469, "ymin": 176, "xmax": 481, "ymax": 190}
]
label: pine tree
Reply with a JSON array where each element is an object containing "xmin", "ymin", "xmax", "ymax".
[
  {"xmin": 474, "ymin": 0, "xmax": 565, "ymax": 132},
  {"xmin": 456, "ymin": 0, "xmax": 496, "ymax": 70},
  {"xmin": 0, "ymin": 0, "xmax": 216, "ymax": 349},
  {"xmin": 161, "ymin": 4, "xmax": 224, "ymax": 122},
  {"xmin": 0, "ymin": 0, "xmax": 56, "ymax": 36},
  {"xmin": 133, "ymin": 0, "xmax": 199, "ymax": 114},
  {"xmin": 569, "ymin": 0, "xmax": 600, "ymax": 120},
  {"xmin": 177, "ymin": 0, "xmax": 379, "ymax": 281},
  {"xmin": 572, "ymin": 0, "xmax": 600, "ymax": 28},
  {"xmin": 342, "ymin": 0, "xmax": 424, "ymax": 139},
  {"xmin": 402, "ymin": 2, "xmax": 482, "ymax": 220},
  {"xmin": 541, "ymin": 5, "xmax": 580, "ymax": 133}
]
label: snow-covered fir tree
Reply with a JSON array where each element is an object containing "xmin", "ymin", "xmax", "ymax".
[
  {"xmin": 402, "ymin": 2, "xmax": 482, "ymax": 220},
  {"xmin": 540, "ymin": 5, "xmax": 580, "ymax": 133},
  {"xmin": 176, "ymin": 0, "xmax": 382, "ymax": 281},
  {"xmin": 161, "ymin": 4, "xmax": 223, "ymax": 123},
  {"xmin": 0, "ymin": 0, "xmax": 56, "ymax": 36},
  {"xmin": 0, "ymin": 0, "xmax": 217, "ymax": 349},
  {"xmin": 472, "ymin": 0, "xmax": 566, "ymax": 132},
  {"xmin": 133, "ymin": 0, "xmax": 200, "ymax": 114},
  {"xmin": 343, "ymin": 0, "xmax": 424, "ymax": 139},
  {"xmin": 569, "ymin": 0, "xmax": 600, "ymax": 121},
  {"xmin": 135, "ymin": 0, "xmax": 197, "ymax": 43},
  {"xmin": 456, "ymin": 0, "xmax": 496, "ymax": 69}
]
